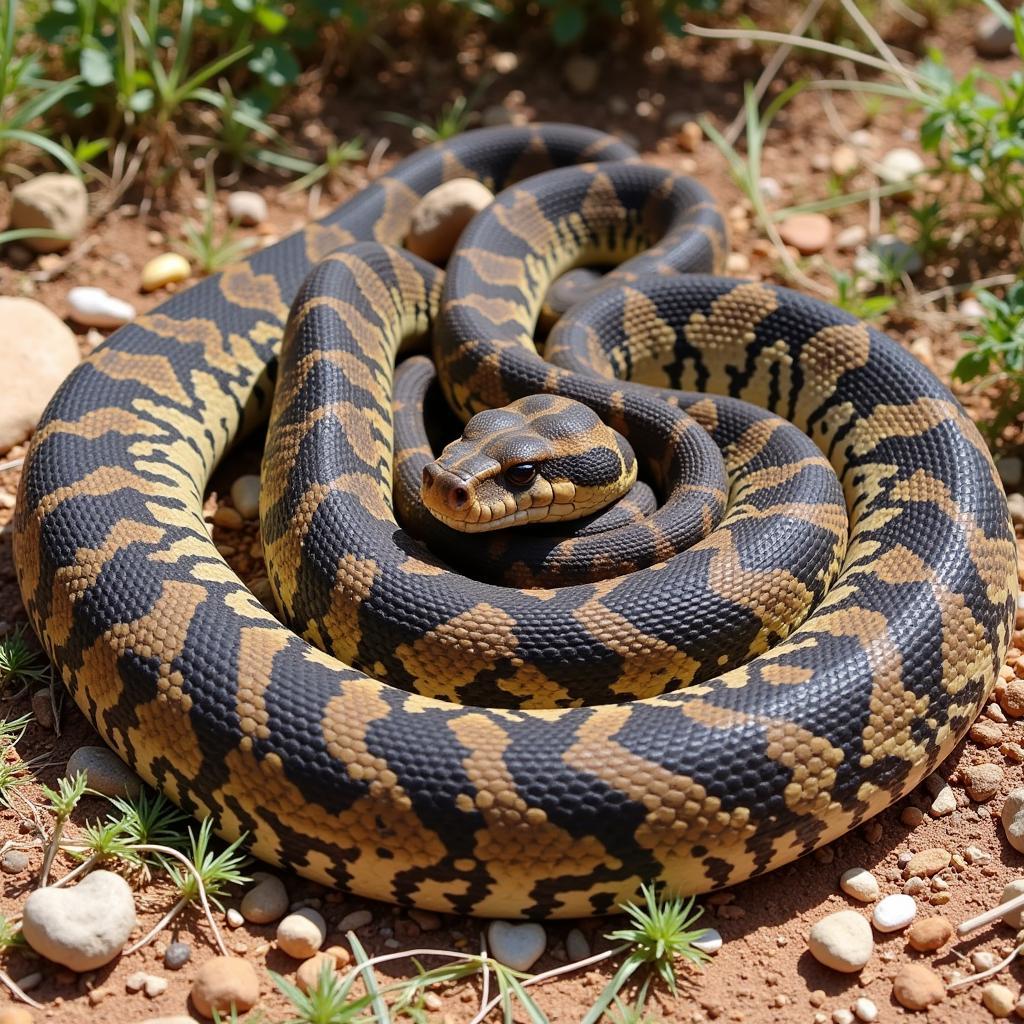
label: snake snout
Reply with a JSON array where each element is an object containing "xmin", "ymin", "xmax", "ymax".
[{"xmin": 422, "ymin": 464, "xmax": 472, "ymax": 512}]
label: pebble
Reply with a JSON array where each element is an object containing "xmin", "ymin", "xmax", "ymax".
[
  {"xmin": 408, "ymin": 908, "xmax": 441, "ymax": 931},
  {"xmin": 901, "ymin": 806, "xmax": 925, "ymax": 827},
  {"xmin": 833, "ymin": 1011, "xmax": 854, "ymax": 1024},
  {"xmin": 807, "ymin": 910, "xmax": 873, "ymax": 973},
  {"xmin": 213, "ymin": 505, "xmax": 244, "ymax": 530},
  {"xmin": 877, "ymin": 147, "xmax": 925, "ymax": 186},
  {"xmin": 1002, "ymin": 788, "xmax": 1024, "ymax": 852},
  {"xmin": 982, "ymin": 982, "xmax": 1015, "ymax": 1018},
  {"xmin": 975, "ymin": 11, "xmax": 1015, "ymax": 58},
  {"xmin": 972, "ymin": 718, "xmax": 1005, "ymax": 747},
  {"xmin": 0, "ymin": 849, "xmax": 29, "ymax": 874},
  {"xmin": 241, "ymin": 875, "xmax": 289, "ymax": 924},
  {"xmin": 230, "ymin": 475, "xmax": 261, "ymax": 520},
  {"xmin": 563, "ymin": 54, "xmax": 599, "ymax": 95},
  {"xmin": 964, "ymin": 762, "xmax": 1003, "ymax": 802},
  {"xmin": 190, "ymin": 956, "xmax": 259, "ymax": 1018},
  {"xmin": 831, "ymin": 144, "xmax": 858, "ymax": 177},
  {"xmin": 929, "ymin": 782, "xmax": 957, "ymax": 816},
  {"xmin": 725, "ymin": 252, "xmax": 750, "ymax": 275},
  {"xmin": 489, "ymin": 51, "xmax": 518, "ymax": 74},
  {"xmin": 296, "ymin": 951, "xmax": 338, "ymax": 993},
  {"xmin": 0, "ymin": 1011, "xmax": 34, "ymax": 1024},
  {"xmin": 21, "ymin": 870, "xmax": 136, "ymax": 971},
  {"xmin": 892, "ymin": 963, "xmax": 945, "ymax": 1010},
  {"xmin": 226, "ymin": 908, "xmax": 244, "ymax": 928},
  {"xmin": 854, "ymin": 235, "xmax": 922, "ymax": 280},
  {"xmin": 30, "ymin": 689, "xmax": 54, "ymax": 731},
  {"xmin": 67, "ymin": 286, "xmax": 136, "ymax": 328},
  {"xmin": 999, "ymin": 456, "xmax": 1023, "ymax": 489},
  {"xmin": 141, "ymin": 253, "xmax": 190, "ymax": 292},
  {"xmin": 565, "ymin": 927, "xmax": 591, "ymax": 961},
  {"xmin": 852, "ymin": 997, "xmax": 877, "ymax": 1023},
  {"xmin": 904, "ymin": 877, "xmax": 928, "ymax": 896},
  {"xmin": 675, "ymin": 121, "xmax": 703, "ymax": 153},
  {"xmin": 904, "ymin": 848, "xmax": 951, "ymax": 878},
  {"xmin": 404, "ymin": 178, "xmax": 493, "ymax": 264},
  {"xmin": 1000, "ymin": 680, "xmax": 1024, "ymax": 716},
  {"xmin": 692, "ymin": 928, "xmax": 722, "ymax": 955},
  {"xmin": 65, "ymin": 745, "xmax": 143, "ymax": 797},
  {"xmin": 840, "ymin": 867, "xmax": 880, "ymax": 903},
  {"xmin": 1000, "ymin": 879, "xmax": 1024, "ymax": 928},
  {"xmin": 959, "ymin": 296, "xmax": 986, "ymax": 320},
  {"xmin": 487, "ymin": 920, "xmax": 546, "ymax": 972},
  {"xmin": 973, "ymin": 950, "xmax": 999, "ymax": 973},
  {"xmin": 10, "ymin": 173, "xmax": 88, "ymax": 253},
  {"xmin": 907, "ymin": 916, "xmax": 953, "ymax": 952},
  {"xmin": 777, "ymin": 212, "xmax": 832, "ymax": 255},
  {"xmin": 164, "ymin": 941, "xmax": 191, "ymax": 970},
  {"xmin": 338, "ymin": 908, "xmax": 373, "ymax": 931},
  {"xmin": 0, "ymin": 297, "xmax": 81, "ymax": 453},
  {"xmin": 757, "ymin": 177, "xmax": 782, "ymax": 202},
  {"xmin": 277, "ymin": 908, "xmax": 327, "ymax": 959},
  {"xmin": 835, "ymin": 224, "xmax": 867, "ymax": 251},
  {"xmin": 872, "ymin": 893, "xmax": 916, "ymax": 933},
  {"xmin": 227, "ymin": 191, "xmax": 268, "ymax": 226}
]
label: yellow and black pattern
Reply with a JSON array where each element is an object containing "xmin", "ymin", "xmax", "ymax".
[{"xmin": 13, "ymin": 124, "xmax": 1019, "ymax": 919}]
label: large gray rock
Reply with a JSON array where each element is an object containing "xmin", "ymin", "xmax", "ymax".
[
  {"xmin": 0, "ymin": 297, "xmax": 80, "ymax": 454},
  {"xmin": 22, "ymin": 870, "xmax": 136, "ymax": 971},
  {"xmin": 9, "ymin": 173, "xmax": 87, "ymax": 253},
  {"xmin": 66, "ymin": 745, "xmax": 143, "ymax": 798}
]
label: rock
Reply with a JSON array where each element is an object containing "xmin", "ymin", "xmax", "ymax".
[
  {"xmin": 164, "ymin": 941, "xmax": 191, "ymax": 970},
  {"xmin": 9, "ymin": 174, "xmax": 87, "ymax": 253},
  {"xmin": 405, "ymin": 178, "xmax": 493, "ymax": 264},
  {"xmin": 840, "ymin": 867, "xmax": 880, "ymax": 902},
  {"xmin": 213, "ymin": 505, "xmax": 244, "ymax": 530},
  {"xmin": 230, "ymin": 475, "xmax": 261, "ymax": 520},
  {"xmin": 757, "ymin": 177, "xmax": 783, "ymax": 202},
  {"xmin": 0, "ymin": 298, "xmax": 81, "ymax": 453},
  {"xmin": 227, "ymin": 191, "xmax": 268, "ymax": 227},
  {"xmin": 963, "ymin": 763, "xmax": 1003, "ymax": 802},
  {"xmin": 877, "ymin": 147, "xmax": 925, "ymax": 186},
  {"xmin": 487, "ymin": 920, "xmax": 546, "ymax": 972},
  {"xmin": 982, "ymin": 982, "xmax": 1015, "ymax": 1017},
  {"xmin": 833, "ymin": 1011, "xmax": 854, "ymax": 1024},
  {"xmin": 976, "ymin": 11, "xmax": 1015, "ymax": 58},
  {"xmin": 675, "ymin": 121, "xmax": 703, "ymax": 153},
  {"xmin": 277, "ymin": 908, "xmax": 327, "ymax": 959},
  {"xmin": 999, "ymin": 879, "xmax": 1024, "ymax": 928},
  {"xmin": 566, "ymin": 927, "xmax": 590, "ymax": 961},
  {"xmin": 1001, "ymin": 679, "xmax": 1024, "ymax": 716},
  {"xmin": 563, "ymin": 55, "xmax": 599, "ymax": 96},
  {"xmin": 65, "ymin": 745, "xmax": 143, "ymax": 798},
  {"xmin": 67, "ymin": 286, "xmax": 135, "ymax": 328},
  {"xmin": 904, "ymin": 876, "xmax": 927, "ymax": 896},
  {"xmin": 806, "ymin": 910, "xmax": 873, "ymax": 973},
  {"xmin": 489, "ymin": 51, "xmax": 518, "ymax": 74},
  {"xmin": 30, "ymin": 689, "xmax": 54, "ymax": 731},
  {"xmin": 973, "ymin": 950, "xmax": 999, "ymax": 972},
  {"xmin": 226, "ymin": 908, "xmax": 243, "ymax": 928},
  {"xmin": 22, "ymin": 869, "xmax": 136, "ymax": 971},
  {"xmin": 835, "ymin": 224, "xmax": 867, "ymax": 251},
  {"xmin": 777, "ymin": 213, "xmax": 832, "ymax": 255},
  {"xmin": 408, "ymin": 908, "xmax": 441, "ymax": 931},
  {"xmin": 296, "ymin": 951, "xmax": 337, "ymax": 994},
  {"xmin": 999, "ymin": 456, "xmax": 1023, "ymax": 489},
  {"xmin": 904, "ymin": 848, "xmax": 951, "ymax": 878},
  {"xmin": 338, "ymin": 909, "xmax": 373, "ymax": 931},
  {"xmin": 852, "ymin": 997, "xmax": 878, "ymax": 1023},
  {"xmin": 892, "ymin": 963, "xmax": 945, "ymax": 1010},
  {"xmin": 141, "ymin": 253, "xmax": 191, "ymax": 292},
  {"xmin": 959, "ymin": 297, "xmax": 986, "ymax": 320},
  {"xmin": 831, "ymin": 145, "xmax": 858, "ymax": 177},
  {"xmin": 0, "ymin": 849, "xmax": 29, "ymax": 874},
  {"xmin": 901, "ymin": 806, "xmax": 925, "ymax": 827},
  {"xmin": 907, "ymin": 915, "xmax": 953, "ymax": 952},
  {"xmin": 871, "ymin": 893, "xmax": 916, "ymax": 933},
  {"xmin": 972, "ymin": 718, "xmax": 1005, "ymax": 747},
  {"xmin": 692, "ymin": 928, "xmax": 723, "ymax": 955},
  {"xmin": 0, "ymin": 1009, "xmax": 34, "ymax": 1024},
  {"xmin": 1002, "ymin": 789, "xmax": 1024, "ymax": 852},
  {"xmin": 241, "ymin": 875, "xmax": 288, "ymax": 924},
  {"xmin": 324, "ymin": 944, "xmax": 352, "ymax": 967},
  {"xmin": 190, "ymin": 956, "xmax": 259, "ymax": 1018},
  {"xmin": 854, "ymin": 235, "xmax": 922, "ymax": 280}
]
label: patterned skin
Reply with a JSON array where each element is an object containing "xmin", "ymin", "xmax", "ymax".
[{"xmin": 14, "ymin": 125, "xmax": 1018, "ymax": 919}]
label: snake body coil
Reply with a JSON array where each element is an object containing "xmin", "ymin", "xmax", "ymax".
[{"xmin": 14, "ymin": 125, "xmax": 1018, "ymax": 918}]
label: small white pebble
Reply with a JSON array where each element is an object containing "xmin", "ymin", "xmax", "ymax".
[
  {"xmin": 852, "ymin": 996, "xmax": 878, "ymax": 1022},
  {"xmin": 972, "ymin": 950, "xmax": 999, "ymax": 972},
  {"xmin": 872, "ymin": 893, "xmax": 917, "ymax": 932},
  {"xmin": 143, "ymin": 975, "xmax": 168, "ymax": 998},
  {"xmin": 833, "ymin": 1010, "xmax": 854, "ymax": 1024},
  {"xmin": 226, "ymin": 908, "xmax": 244, "ymax": 928},
  {"xmin": 125, "ymin": 971, "xmax": 147, "ymax": 992},
  {"xmin": 840, "ymin": 867, "xmax": 880, "ymax": 903},
  {"xmin": 67, "ymin": 286, "xmax": 135, "ymax": 328},
  {"xmin": 230, "ymin": 474, "xmax": 261, "ymax": 520},
  {"xmin": 929, "ymin": 784, "xmax": 957, "ymax": 817},
  {"xmin": 692, "ymin": 928, "xmax": 723, "ymax": 955}
]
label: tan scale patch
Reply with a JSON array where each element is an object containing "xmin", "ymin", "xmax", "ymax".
[{"xmin": 90, "ymin": 349, "xmax": 191, "ymax": 406}]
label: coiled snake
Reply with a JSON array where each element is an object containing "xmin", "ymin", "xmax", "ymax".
[{"xmin": 14, "ymin": 125, "xmax": 1018, "ymax": 918}]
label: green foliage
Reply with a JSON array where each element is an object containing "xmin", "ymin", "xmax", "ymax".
[
  {"xmin": 108, "ymin": 788, "xmax": 190, "ymax": 850},
  {"xmin": 0, "ymin": 913, "xmax": 25, "ymax": 953},
  {"xmin": 178, "ymin": 172, "xmax": 256, "ymax": 273},
  {"xmin": 164, "ymin": 817, "xmax": 249, "ymax": 909},
  {"xmin": 0, "ymin": 714, "xmax": 32, "ymax": 811},
  {"xmin": 272, "ymin": 958, "xmax": 376, "ymax": 1024},
  {"xmin": 0, "ymin": 625, "xmax": 51, "ymax": 693},
  {"xmin": 536, "ymin": 0, "xmax": 721, "ymax": 45},
  {"xmin": 953, "ymin": 281, "xmax": 1024, "ymax": 438}
]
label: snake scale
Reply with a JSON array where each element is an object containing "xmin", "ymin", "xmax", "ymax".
[{"xmin": 13, "ymin": 124, "xmax": 1018, "ymax": 919}]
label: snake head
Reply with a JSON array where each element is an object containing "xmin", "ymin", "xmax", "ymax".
[{"xmin": 421, "ymin": 394, "xmax": 637, "ymax": 532}]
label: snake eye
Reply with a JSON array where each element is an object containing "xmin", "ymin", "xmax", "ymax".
[{"xmin": 504, "ymin": 463, "xmax": 537, "ymax": 488}]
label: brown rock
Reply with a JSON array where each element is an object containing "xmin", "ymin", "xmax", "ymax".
[
  {"xmin": 906, "ymin": 916, "xmax": 953, "ymax": 952},
  {"xmin": 1001, "ymin": 680, "xmax": 1024, "ymax": 717},
  {"xmin": 904, "ymin": 848, "xmax": 951, "ymax": 878},
  {"xmin": 777, "ymin": 213, "xmax": 832, "ymax": 255},
  {"xmin": 892, "ymin": 963, "xmax": 945, "ymax": 1010},
  {"xmin": 405, "ymin": 179, "xmax": 493, "ymax": 264},
  {"xmin": 9, "ymin": 173, "xmax": 87, "ymax": 253},
  {"xmin": 296, "ymin": 951, "xmax": 337, "ymax": 994},
  {"xmin": 900, "ymin": 806, "xmax": 925, "ymax": 827},
  {"xmin": 963, "ymin": 762, "xmax": 1003, "ymax": 802},
  {"xmin": 971, "ymin": 719, "xmax": 1004, "ymax": 746},
  {"xmin": 190, "ymin": 956, "xmax": 259, "ymax": 1018}
]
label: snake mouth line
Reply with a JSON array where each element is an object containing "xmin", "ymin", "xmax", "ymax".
[{"xmin": 429, "ymin": 501, "xmax": 584, "ymax": 532}]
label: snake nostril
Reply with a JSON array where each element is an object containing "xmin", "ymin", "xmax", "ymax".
[{"xmin": 449, "ymin": 485, "xmax": 469, "ymax": 511}]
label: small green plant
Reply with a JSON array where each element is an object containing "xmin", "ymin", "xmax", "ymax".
[
  {"xmin": 383, "ymin": 94, "xmax": 479, "ymax": 145},
  {"xmin": 39, "ymin": 770, "xmax": 89, "ymax": 884},
  {"xmin": 0, "ymin": 714, "xmax": 33, "ymax": 811},
  {"xmin": 284, "ymin": 134, "xmax": 367, "ymax": 195},
  {"xmin": 272, "ymin": 958, "xmax": 375, "ymax": 1024},
  {"xmin": 109, "ymin": 788, "xmax": 190, "ymax": 850},
  {"xmin": 164, "ymin": 816, "xmax": 250, "ymax": 910},
  {"xmin": 0, "ymin": 625, "xmax": 51, "ymax": 694},
  {"xmin": 953, "ymin": 281, "xmax": 1024, "ymax": 439},
  {"xmin": 178, "ymin": 172, "xmax": 256, "ymax": 274},
  {"xmin": 828, "ymin": 268, "xmax": 897, "ymax": 322}
]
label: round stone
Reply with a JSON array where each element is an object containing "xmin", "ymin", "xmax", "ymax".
[
  {"xmin": 907, "ymin": 916, "xmax": 953, "ymax": 952},
  {"xmin": 404, "ymin": 178, "xmax": 493, "ymax": 264},
  {"xmin": 892, "ymin": 963, "xmax": 944, "ymax": 1010},
  {"xmin": 839, "ymin": 867, "xmax": 880, "ymax": 903},
  {"xmin": 982, "ymin": 982, "xmax": 1015, "ymax": 1018},
  {"xmin": 10, "ymin": 173, "xmax": 87, "ymax": 253},
  {"xmin": 904, "ymin": 848, "xmax": 951, "ymax": 878},
  {"xmin": 565, "ymin": 927, "xmax": 590, "ymax": 961},
  {"xmin": 1001, "ymin": 788, "xmax": 1024, "ymax": 852},
  {"xmin": 338, "ymin": 909, "xmax": 373, "ymax": 931},
  {"xmin": 277, "ymin": 908, "xmax": 327, "ymax": 960},
  {"xmin": 22, "ymin": 870, "xmax": 136, "ymax": 971},
  {"xmin": 296, "ymin": 951, "xmax": 338, "ymax": 994},
  {"xmin": 241, "ymin": 875, "xmax": 289, "ymax": 924},
  {"xmin": 65, "ymin": 745, "xmax": 143, "ymax": 798},
  {"xmin": 190, "ymin": 956, "xmax": 259, "ymax": 1018},
  {"xmin": 963, "ymin": 762, "xmax": 1003, "ymax": 802},
  {"xmin": 777, "ymin": 213, "xmax": 832, "ymax": 254},
  {"xmin": 806, "ymin": 910, "xmax": 873, "ymax": 973},
  {"xmin": 929, "ymin": 783, "xmax": 957, "ymax": 817},
  {"xmin": 1001, "ymin": 680, "xmax": 1024, "ymax": 717},
  {"xmin": 67, "ymin": 286, "xmax": 135, "ymax": 329},
  {"xmin": 141, "ymin": 253, "xmax": 191, "ymax": 293},
  {"xmin": 976, "ymin": 11, "xmax": 1015, "ymax": 58},
  {"xmin": 877, "ymin": 147, "xmax": 925, "ymax": 185},
  {"xmin": 1, "ymin": 850, "xmax": 29, "ymax": 874},
  {"xmin": 0, "ymin": 1008, "xmax": 35, "ymax": 1024},
  {"xmin": 227, "ymin": 191, "xmax": 268, "ymax": 227},
  {"xmin": 487, "ymin": 920, "xmax": 546, "ymax": 972},
  {"xmin": 852, "ymin": 997, "xmax": 877, "ymax": 1023},
  {"xmin": 164, "ymin": 941, "xmax": 191, "ymax": 970},
  {"xmin": 872, "ymin": 893, "xmax": 916, "ymax": 933},
  {"xmin": 1000, "ymin": 879, "xmax": 1024, "ymax": 928},
  {"xmin": 692, "ymin": 928, "xmax": 723, "ymax": 955},
  {"xmin": 231, "ymin": 475, "xmax": 261, "ymax": 520}
]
